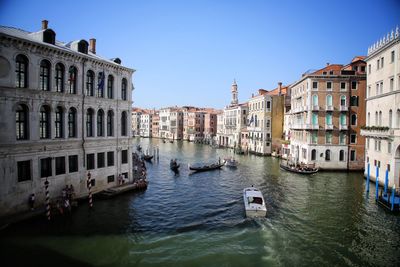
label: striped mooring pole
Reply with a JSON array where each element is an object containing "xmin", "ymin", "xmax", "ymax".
[
  {"xmin": 87, "ymin": 172, "xmax": 93, "ymax": 209},
  {"xmin": 44, "ymin": 178, "xmax": 50, "ymax": 220}
]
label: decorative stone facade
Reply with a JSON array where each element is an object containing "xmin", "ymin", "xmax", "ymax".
[{"xmin": 0, "ymin": 21, "xmax": 134, "ymax": 217}]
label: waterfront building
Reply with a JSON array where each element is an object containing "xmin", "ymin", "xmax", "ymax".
[
  {"xmin": 139, "ymin": 112, "xmax": 152, "ymax": 137},
  {"xmin": 159, "ymin": 107, "xmax": 183, "ymax": 140},
  {"xmin": 0, "ymin": 20, "xmax": 135, "ymax": 217},
  {"xmin": 282, "ymin": 83, "xmax": 292, "ymax": 158},
  {"xmin": 151, "ymin": 111, "xmax": 160, "ymax": 138},
  {"xmin": 267, "ymin": 83, "xmax": 287, "ymax": 156},
  {"xmin": 217, "ymin": 81, "xmax": 248, "ymax": 149},
  {"xmin": 289, "ymin": 58, "xmax": 366, "ymax": 170},
  {"xmin": 182, "ymin": 107, "xmax": 204, "ymax": 142},
  {"xmin": 131, "ymin": 108, "xmax": 142, "ymax": 136},
  {"xmin": 204, "ymin": 109, "xmax": 219, "ymax": 145},
  {"xmin": 362, "ymin": 27, "xmax": 400, "ymax": 187}
]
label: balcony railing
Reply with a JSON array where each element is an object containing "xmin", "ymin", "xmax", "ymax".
[
  {"xmin": 360, "ymin": 126, "xmax": 394, "ymax": 138},
  {"xmin": 325, "ymin": 105, "xmax": 334, "ymax": 111},
  {"xmin": 339, "ymin": 124, "xmax": 348, "ymax": 130},
  {"xmin": 305, "ymin": 124, "xmax": 319, "ymax": 130},
  {"xmin": 311, "ymin": 105, "xmax": 319, "ymax": 111},
  {"xmin": 325, "ymin": 124, "xmax": 334, "ymax": 130},
  {"xmin": 340, "ymin": 106, "xmax": 348, "ymax": 111}
]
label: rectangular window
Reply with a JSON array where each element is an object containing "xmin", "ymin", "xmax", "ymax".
[
  {"xmin": 351, "ymin": 81, "xmax": 357, "ymax": 90},
  {"xmin": 381, "ymin": 57, "xmax": 384, "ymax": 68},
  {"xmin": 107, "ymin": 175, "xmax": 115, "ymax": 183},
  {"xmin": 377, "ymin": 59, "xmax": 380, "ymax": 70},
  {"xmin": 391, "ymin": 51, "xmax": 395, "ymax": 63},
  {"xmin": 97, "ymin": 152, "xmax": 105, "ymax": 168},
  {"xmin": 388, "ymin": 141, "xmax": 392, "ymax": 153},
  {"xmin": 87, "ymin": 153, "xmax": 95, "ymax": 170},
  {"xmin": 17, "ymin": 160, "xmax": 31, "ymax": 182},
  {"xmin": 40, "ymin": 157, "xmax": 52, "ymax": 178},
  {"xmin": 121, "ymin": 150, "xmax": 128, "ymax": 164},
  {"xmin": 376, "ymin": 83, "xmax": 379, "ymax": 95},
  {"xmin": 340, "ymin": 82, "xmax": 346, "ymax": 90},
  {"xmin": 266, "ymin": 101, "xmax": 271, "ymax": 110},
  {"xmin": 350, "ymin": 134, "xmax": 357, "ymax": 144},
  {"xmin": 368, "ymin": 64, "xmax": 371, "ymax": 74},
  {"xmin": 326, "ymin": 81, "xmax": 332, "ymax": 90},
  {"xmin": 55, "ymin": 156, "xmax": 65, "ymax": 175},
  {"xmin": 312, "ymin": 81, "xmax": 318, "ymax": 90},
  {"xmin": 378, "ymin": 140, "xmax": 381, "ymax": 151},
  {"xmin": 361, "ymin": 66, "xmax": 365, "ymax": 72},
  {"xmin": 69, "ymin": 155, "xmax": 78, "ymax": 173},
  {"xmin": 312, "ymin": 132, "xmax": 318, "ymax": 144},
  {"xmin": 366, "ymin": 138, "xmax": 369, "ymax": 149},
  {"xmin": 350, "ymin": 150, "xmax": 356, "ymax": 161},
  {"xmin": 380, "ymin": 82, "xmax": 383, "ymax": 94},
  {"xmin": 374, "ymin": 140, "xmax": 377, "ymax": 151}
]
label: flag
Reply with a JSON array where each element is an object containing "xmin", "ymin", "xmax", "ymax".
[{"xmin": 248, "ymin": 115, "xmax": 254, "ymax": 126}]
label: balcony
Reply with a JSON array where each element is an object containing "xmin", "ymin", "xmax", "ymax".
[
  {"xmin": 305, "ymin": 124, "xmax": 319, "ymax": 130},
  {"xmin": 325, "ymin": 105, "xmax": 334, "ymax": 111},
  {"xmin": 339, "ymin": 124, "xmax": 348, "ymax": 130},
  {"xmin": 291, "ymin": 124, "xmax": 305, "ymax": 129},
  {"xmin": 360, "ymin": 126, "xmax": 393, "ymax": 138},
  {"xmin": 291, "ymin": 106, "xmax": 306, "ymax": 114},
  {"xmin": 339, "ymin": 106, "xmax": 348, "ymax": 111},
  {"xmin": 325, "ymin": 124, "xmax": 334, "ymax": 130},
  {"xmin": 311, "ymin": 105, "xmax": 319, "ymax": 111}
]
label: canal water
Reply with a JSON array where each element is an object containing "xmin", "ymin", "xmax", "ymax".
[{"xmin": 1, "ymin": 138, "xmax": 399, "ymax": 267}]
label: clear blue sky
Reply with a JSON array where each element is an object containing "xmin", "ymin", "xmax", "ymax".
[{"xmin": 1, "ymin": 0, "xmax": 399, "ymax": 109}]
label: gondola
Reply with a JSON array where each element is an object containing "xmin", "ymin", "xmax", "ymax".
[
  {"xmin": 136, "ymin": 145, "xmax": 142, "ymax": 152},
  {"xmin": 189, "ymin": 161, "xmax": 225, "ymax": 172},
  {"xmin": 170, "ymin": 163, "xmax": 180, "ymax": 172},
  {"xmin": 279, "ymin": 163, "xmax": 319, "ymax": 174},
  {"xmin": 143, "ymin": 155, "xmax": 153, "ymax": 161}
]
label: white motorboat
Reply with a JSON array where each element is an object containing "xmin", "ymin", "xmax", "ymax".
[
  {"xmin": 224, "ymin": 157, "xmax": 238, "ymax": 168},
  {"xmin": 243, "ymin": 187, "xmax": 267, "ymax": 218}
]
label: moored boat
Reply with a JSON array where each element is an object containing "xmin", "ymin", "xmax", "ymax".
[
  {"xmin": 170, "ymin": 159, "xmax": 180, "ymax": 172},
  {"xmin": 143, "ymin": 155, "xmax": 153, "ymax": 161},
  {"xmin": 279, "ymin": 162, "xmax": 318, "ymax": 174},
  {"xmin": 243, "ymin": 187, "xmax": 267, "ymax": 218}
]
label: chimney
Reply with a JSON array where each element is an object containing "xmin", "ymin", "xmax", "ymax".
[
  {"xmin": 42, "ymin": 20, "xmax": 48, "ymax": 30},
  {"xmin": 278, "ymin": 82, "xmax": 282, "ymax": 96},
  {"xmin": 326, "ymin": 62, "xmax": 330, "ymax": 66},
  {"xmin": 89, "ymin": 38, "xmax": 96, "ymax": 54}
]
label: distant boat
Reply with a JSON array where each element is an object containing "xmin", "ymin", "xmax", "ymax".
[
  {"xmin": 170, "ymin": 162, "xmax": 180, "ymax": 172},
  {"xmin": 224, "ymin": 157, "xmax": 238, "ymax": 168},
  {"xmin": 169, "ymin": 140, "xmax": 174, "ymax": 143},
  {"xmin": 189, "ymin": 160, "xmax": 225, "ymax": 172},
  {"xmin": 243, "ymin": 187, "xmax": 267, "ymax": 218},
  {"xmin": 279, "ymin": 162, "xmax": 318, "ymax": 174},
  {"xmin": 136, "ymin": 145, "xmax": 142, "ymax": 152}
]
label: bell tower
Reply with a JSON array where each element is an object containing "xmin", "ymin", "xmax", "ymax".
[{"xmin": 231, "ymin": 79, "xmax": 238, "ymax": 105}]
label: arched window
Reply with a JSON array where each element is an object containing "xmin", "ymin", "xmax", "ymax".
[
  {"xmin": 351, "ymin": 114, "xmax": 357, "ymax": 126},
  {"xmin": 121, "ymin": 78, "xmax": 127, "ymax": 100},
  {"xmin": 397, "ymin": 109, "xmax": 400, "ymax": 128},
  {"xmin": 121, "ymin": 111, "xmax": 127, "ymax": 136},
  {"xmin": 350, "ymin": 96, "xmax": 359, "ymax": 106},
  {"xmin": 107, "ymin": 75, "xmax": 114, "ymax": 99},
  {"xmin": 312, "ymin": 112, "xmax": 318, "ymax": 125},
  {"xmin": 340, "ymin": 95, "xmax": 346, "ymax": 106},
  {"xmin": 339, "ymin": 150, "xmax": 345, "ymax": 161},
  {"xmin": 311, "ymin": 149, "xmax": 316, "ymax": 160},
  {"xmin": 379, "ymin": 111, "xmax": 382, "ymax": 126},
  {"xmin": 312, "ymin": 94, "xmax": 318, "ymax": 106},
  {"xmin": 325, "ymin": 149, "xmax": 331, "ymax": 161},
  {"xmin": 15, "ymin": 54, "xmax": 28, "ymax": 88},
  {"xmin": 16, "ymin": 104, "xmax": 29, "ymax": 140},
  {"xmin": 389, "ymin": 110, "xmax": 392, "ymax": 128},
  {"xmin": 97, "ymin": 72, "xmax": 104, "ymax": 98},
  {"xmin": 40, "ymin": 60, "xmax": 51, "ymax": 91},
  {"xmin": 107, "ymin": 110, "xmax": 114, "ymax": 136},
  {"xmin": 68, "ymin": 108, "xmax": 76, "ymax": 138},
  {"xmin": 55, "ymin": 106, "xmax": 63, "ymax": 138},
  {"xmin": 86, "ymin": 70, "xmax": 94, "ymax": 96},
  {"xmin": 97, "ymin": 109, "xmax": 104, "ymax": 136},
  {"xmin": 375, "ymin": 111, "xmax": 378, "ymax": 125},
  {"xmin": 55, "ymin": 63, "xmax": 64, "ymax": 92},
  {"xmin": 255, "ymin": 115, "xmax": 258, "ymax": 127},
  {"xmin": 326, "ymin": 113, "xmax": 332, "ymax": 125},
  {"xmin": 367, "ymin": 112, "xmax": 370, "ymax": 126},
  {"xmin": 326, "ymin": 94, "xmax": 332, "ymax": 106},
  {"xmin": 40, "ymin": 105, "xmax": 51, "ymax": 139},
  {"xmin": 86, "ymin": 108, "xmax": 94, "ymax": 137},
  {"xmin": 68, "ymin": 66, "xmax": 77, "ymax": 94}
]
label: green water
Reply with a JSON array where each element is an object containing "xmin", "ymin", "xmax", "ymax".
[{"xmin": 1, "ymin": 139, "xmax": 399, "ymax": 267}]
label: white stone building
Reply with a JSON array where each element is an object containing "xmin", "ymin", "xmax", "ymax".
[
  {"xmin": 362, "ymin": 27, "xmax": 400, "ymax": 187},
  {"xmin": 131, "ymin": 109, "xmax": 142, "ymax": 136},
  {"xmin": 139, "ymin": 113, "xmax": 153, "ymax": 137},
  {"xmin": 159, "ymin": 107, "xmax": 183, "ymax": 140},
  {"xmin": 0, "ymin": 20, "xmax": 135, "ymax": 217}
]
